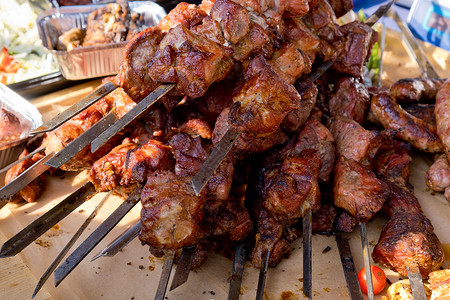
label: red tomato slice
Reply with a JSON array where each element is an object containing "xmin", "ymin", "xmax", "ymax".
[{"xmin": 357, "ymin": 265, "xmax": 387, "ymax": 295}]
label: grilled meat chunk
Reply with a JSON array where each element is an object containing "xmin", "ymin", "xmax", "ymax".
[
  {"xmin": 139, "ymin": 170, "xmax": 207, "ymax": 250},
  {"xmin": 229, "ymin": 55, "xmax": 302, "ymax": 134},
  {"xmin": 390, "ymin": 77, "xmax": 445, "ymax": 104},
  {"xmin": 333, "ymin": 21, "xmax": 377, "ymax": 77},
  {"xmin": 5, "ymin": 149, "xmax": 46, "ymax": 203},
  {"xmin": 426, "ymin": 154, "xmax": 450, "ymax": 193},
  {"xmin": 326, "ymin": 0, "xmax": 353, "ymax": 18},
  {"xmin": 370, "ymin": 90, "xmax": 442, "ymax": 153},
  {"xmin": 328, "ymin": 76, "xmax": 370, "ymax": 124},
  {"xmin": 114, "ymin": 27, "xmax": 164, "ymax": 102},
  {"xmin": 435, "ymin": 79, "xmax": 450, "ymax": 161},
  {"xmin": 0, "ymin": 108, "xmax": 23, "ymax": 143},
  {"xmin": 280, "ymin": 118, "xmax": 335, "ymax": 183},
  {"xmin": 312, "ymin": 203, "xmax": 336, "ymax": 234},
  {"xmin": 169, "ymin": 132, "xmax": 210, "ymax": 177},
  {"xmin": 262, "ymin": 151, "xmax": 322, "ymax": 225},
  {"xmin": 333, "ymin": 156, "xmax": 389, "ymax": 223},
  {"xmin": 148, "ymin": 24, "xmax": 233, "ymax": 98},
  {"xmin": 158, "ymin": 2, "xmax": 207, "ymax": 32},
  {"xmin": 327, "ymin": 116, "xmax": 386, "ymax": 166},
  {"xmin": 282, "ymin": 17, "xmax": 320, "ymax": 62},
  {"xmin": 210, "ymin": 0, "xmax": 250, "ymax": 44},
  {"xmin": 373, "ymin": 140, "xmax": 412, "ymax": 189},
  {"xmin": 372, "ymin": 211, "xmax": 444, "ymax": 278}
]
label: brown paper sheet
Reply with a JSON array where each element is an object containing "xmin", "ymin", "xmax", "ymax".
[{"xmin": 0, "ymin": 29, "xmax": 449, "ymax": 300}]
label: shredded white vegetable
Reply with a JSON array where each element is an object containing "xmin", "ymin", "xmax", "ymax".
[{"xmin": 0, "ymin": 0, "xmax": 58, "ymax": 84}]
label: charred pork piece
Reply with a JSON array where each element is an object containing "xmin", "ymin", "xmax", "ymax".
[
  {"xmin": 327, "ymin": 116, "xmax": 389, "ymax": 167},
  {"xmin": 5, "ymin": 149, "xmax": 46, "ymax": 203},
  {"xmin": 333, "ymin": 21, "xmax": 378, "ymax": 77},
  {"xmin": 229, "ymin": 55, "xmax": 302, "ymax": 135},
  {"xmin": 333, "ymin": 156, "xmax": 389, "ymax": 224},
  {"xmin": 280, "ymin": 118, "xmax": 335, "ymax": 183},
  {"xmin": 0, "ymin": 108, "xmax": 23, "ymax": 143},
  {"xmin": 303, "ymin": 0, "xmax": 342, "ymax": 61},
  {"xmin": 370, "ymin": 90, "xmax": 442, "ymax": 153},
  {"xmin": 282, "ymin": 78, "xmax": 318, "ymax": 133},
  {"xmin": 402, "ymin": 103, "xmax": 436, "ymax": 126},
  {"xmin": 250, "ymin": 202, "xmax": 301, "ymax": 268},
  {"xmin": 373, "ymin": 211, "xmax": 444, "ymax": 278},
  {"xmin": 82, "ymin": 1, "xmax": 130, "ymax": 46},
  {"xmin": 390, "ymin": 77, "xmax": 446, "ymax": 104},
  {"xmin": 158, "ymin": 2, "xmax": 208, "ymax": 33},
  {"xmin": 281, "ymin": 17, "xmax": 320, "ymax": 63},
  {"xmin": 113, "ymin": 27, "xmax": 165, "ymax": 102},
  {"xmin": 334, "ymin": 210, "xmax": 357, "ymax": 233},
  {"xmin": 261, "ymin": 150, "xmax": 322, "ymax": 225},
  {"xmin": 328, "ymin": 76, "xmax": 370, "ymax": 124},
  {"xmin": 425, "ymin": 154, "xmax": 450, "ymax": 196},
  {"xmin": 88, "ymin": 139, "xmax": 173, "ymax": 195},
  {"xmin": 139, "ymin": 170, "xmax": 207, "ymax": 250},
  {"xmin": 311, "ymin": 203, "xmax": 336, "ymax": 234},
  {"xmin": 435, "ymin": 79, "xmax": 450, "ymax": 161},
  {"xmin": 148, "ymin": 24, "xmax": 234, "ymax": 99},
  {"xmin": 326, "ymin": 0, "xmax": 353, "ymax": 18},
  {"xmin": 373, "ymin": 140, "xmax": 412, "ymax": 190}
]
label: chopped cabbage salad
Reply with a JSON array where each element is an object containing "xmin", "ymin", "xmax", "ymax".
[{"xmin": 0, "ymin": 0, "xmax": 58, "ymax": 84}]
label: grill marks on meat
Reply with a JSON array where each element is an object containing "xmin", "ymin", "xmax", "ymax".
[
  {"xmin": 5, "ymin": 149, "xmax": 46, "ymax": 203},
  {"xmin": 139, "ymin": 170, "xmax": 207, "ymax": 250},
  {"xmin": 435, "ymin": 79, "xmax": 450, "ymax": 161},
  {"xmin": 370, "ymin": 90, "xmax": 442, "ymax": 153},
  {"xmin": 390, "ymin": 77, "xmax": 445, "ymax": 104},
  {"xmin": 333, "ymin": 156, "xmax": 389, "ymax": 223}
]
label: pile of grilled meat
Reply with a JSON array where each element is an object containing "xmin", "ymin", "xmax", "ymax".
[{"xmin": 5, "ymin": 0, "xmax": 449, "ymax": 281}]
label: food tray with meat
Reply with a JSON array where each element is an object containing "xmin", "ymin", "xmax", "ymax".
[
  {"xmin": 36, "ymin": 1, "xmax": 166, "ymax": 80},
  {"xmin": 0, "ymin": 84, "xmax": 42, "ymax": 168}
]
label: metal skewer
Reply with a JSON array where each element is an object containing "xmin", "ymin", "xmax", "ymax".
[
  {"xmin": 303, "ymin": 210, "xmax": 313, "ymax": 299},
  {"xmin": 154, "ymin": 251, "xmax": 175, "ymax": 300},
  {"xmin": 228, "ymin": 242, "xmax": 247, "ymax": 300},
  {"xmin": 169, "ymin": 245, "xmax": 196, "ymax": 291},
  {"xmin": 30, "ymin": 81, "xmax": 118, "ymax": 135},
  {"xmin": 406, "ymin": 264, "xmax": 427, "ymax": 300},
  {"xmin": 0, "ymin": 146, "xmax": 45, "ymax": 174},
  {"xmin": 255, "ymin": 248, "xmax": 270, "ymax": 300},
  {"xmin": 91, "ymin": 84, "xmax": 175, "ymax": 153},
  {"xmin": 360, "ymin": 223, "xmax": 374, "ymax": 300},
  {"xmin": 0, "ymin": 181, "xmax": 96, "ymax": 258},
  {"xmin": 32, "ymin": 191, "xmax": 112, "ymax": 298},
  {"xmin": 90, "ymin": 221, "xmax": 141, "ymax": 261},
  {"xmin": 54, "ymin": 186, "xmax": 142, "ymax": 286}
]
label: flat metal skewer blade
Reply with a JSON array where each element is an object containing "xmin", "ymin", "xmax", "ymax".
[
  {"xmin": 360, "ymin": 223, "xmax": 374, "ymax": 300},
  {"xmin": 335, "ymin": 232, "xmax": 363, "ymax": 300},
  {"xmin": 0, "ymin": 181, "xmax": 95, "ymax": 258},
  {"xmin": 228, "ymin": 242, "xmax": 247, "ymax": 300},
  {"xmin": 192, "ymin": 128, "xmax": 241, "ymax": 196},
  {"xmin": 303, "ymin": 210, "xmax": 312, "ymax": 300},
  {"xmin": 0, "ymin": 146, "xmax": 45, "ymax": 174},
  {"xmin": 365, "ymin": 0, "xmax": 397, "ymax": 27},
  {"xmin": 30, "ymin": 81, "xmax": 118, "ymax": 135},
  {"xmin": 155, "ymin": 251, "xmax": 175, "ymax": 300},
  {"xmin": 255, "ymin": 249, "xmax": 270, "ymax": 300},
  {"xmin": 406, "ymin": 264, "xmax": 427, "ymax": 300},
  {"xmin": 169, "ymin": 246, "xmax": 196, "ymax": 291},
  {"xmin": 91, "ymin": 84, "xmax": 175, "ymax": 153},
  {"xmin": 387, "ymin": 8, "xmax": 440, "ymax": 80},
  {"xmin": 32, "ymin": 191, "xmax": 112, "ymax": 298},
  {"xmin": 45, "ymin": 112, "xmax": 117, "ymax": 169},
  {"xmin": 54, "ymin": 186, "xmax": 141, "ymax": 287},
  {"xmin": 0, "ymin": 153, "xmax": 53, "ymax": 203},
  {"xmin": 90, "ymin": 221, "xmax": 141, "ymax": 261}
]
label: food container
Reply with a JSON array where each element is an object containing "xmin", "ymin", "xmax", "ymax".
[
  {"xmin": 0, "ymin": 84, "xmax": 43, "ymax": 169},
  {"xmin": 36, "ymin": 1, "xmax": 166, "ymax": 80}
]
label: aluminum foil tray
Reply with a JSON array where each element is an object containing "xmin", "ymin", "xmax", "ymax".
[{"xmin": 37, "ymin": 2, "xmax": 166, "ymax": 80}]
